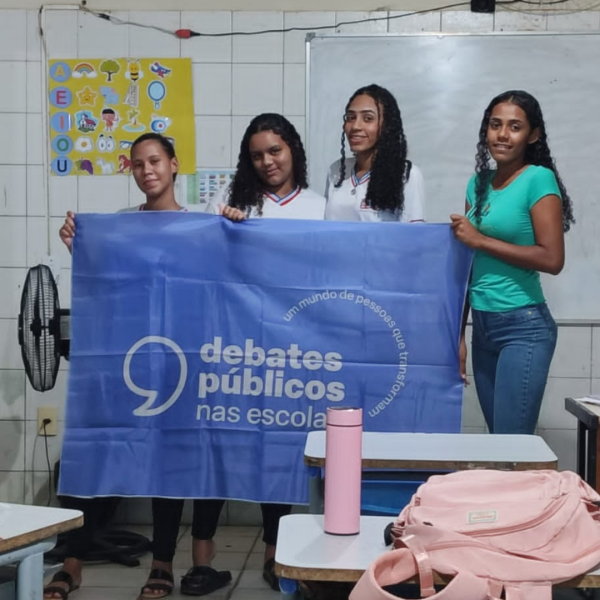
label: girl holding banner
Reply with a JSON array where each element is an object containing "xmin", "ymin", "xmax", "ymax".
[
  {"xmin": 324, "ymin": 84, "xmax": 425, "ymax": 223},
  {"xmin": 451, "ymin": 90, "xmax": 574, "ymax": 435},
  {"xmin": 175, "ymin": 113, "xmax": 326, "ymax": 595},
  {"xmin": 50, "ymin": 133, "xmax": 199, "ymax": 600}
]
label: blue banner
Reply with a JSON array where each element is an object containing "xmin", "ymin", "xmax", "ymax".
[{"xmin": 59, "ymin": 213, "xmax": 472, "ymax": 503}]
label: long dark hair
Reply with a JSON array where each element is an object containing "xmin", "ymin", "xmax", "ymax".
[
  {"xmin": 335, "ymin": 84, "xmax": 409, "ymax": 214},
  {"xmin": 228, "ymin": 113, "xmax": 308, "ymax": 215},
  {"xmin": 130, "ymin": 133, "xmax": 178, "ymax": 182},
  {"xmin": 474, "ymin": 90, "xmax": 574, "ymax": 232}
]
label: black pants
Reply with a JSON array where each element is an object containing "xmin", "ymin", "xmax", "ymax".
[
  {"xmin": 59, "ymin": 496, "xmax": 121, "ymax": 560},
  {"xmin": 151, "ymin": 498, "xmax": 292, "ymax": 562}
]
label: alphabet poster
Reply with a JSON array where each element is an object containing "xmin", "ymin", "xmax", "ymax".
[{"xmin": 48, "ymin": 58, "xmax": 196, "ymax": 176}]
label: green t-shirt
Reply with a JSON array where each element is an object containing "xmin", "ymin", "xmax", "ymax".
[{"xmin": 466, "ymin": 165, "xmax": 561, "ymax": 312}]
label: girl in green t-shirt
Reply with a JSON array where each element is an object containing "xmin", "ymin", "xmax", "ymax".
[{"xmin": 450, "ymin": 90, "xmax": 574, "ymax": 434}]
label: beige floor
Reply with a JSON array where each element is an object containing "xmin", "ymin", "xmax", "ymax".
[{"xmin": 45, "ymin": 525, "xmax": 279, "ymax": 600}]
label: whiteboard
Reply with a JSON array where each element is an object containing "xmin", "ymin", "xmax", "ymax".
[{"xmin": 307, "ymin": 33, "xmax": 600, "ymax": 320}]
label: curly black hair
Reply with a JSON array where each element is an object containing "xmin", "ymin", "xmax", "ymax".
[
  {"xmin": 130, "ymin": 132, "xmax": 178, "ymax": 182},
  {"xmin": 473, "ymin": 90, "xmax": 574, "ymax": 232},
  {"xmin": 228, "ymin": 113, "xmax": 308, "ymax": 216},
  {"xmin": 335, "ymin": 84, "xmax": 409, "ymax": 214}
]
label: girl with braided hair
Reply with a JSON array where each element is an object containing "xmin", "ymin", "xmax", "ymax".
[
  {"xmin": 324, "ymin": 84, "xmax": 425, "ymax": 223},
  {"xmin": 451, "ymin": 90, "xmax": 574, "ymax": 434}
]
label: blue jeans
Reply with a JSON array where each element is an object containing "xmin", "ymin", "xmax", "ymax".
[{"xmin": 471, "ymin": 303, "xmax": 557, "ymax": 434}]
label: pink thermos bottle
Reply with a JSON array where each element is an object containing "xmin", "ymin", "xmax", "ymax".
[{"xmin": 324, "ymin": 407, "xmax": 363, "ymax": 535}]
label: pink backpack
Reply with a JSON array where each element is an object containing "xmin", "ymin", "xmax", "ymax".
[{"xmin": 350, "ymin": 470, "xmax": 600, "ymax": 600}]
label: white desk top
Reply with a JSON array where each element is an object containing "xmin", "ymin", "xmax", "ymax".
[
  {"xmin": 275, "ymin": 514, "xmax": 600, "ymax": 587},
  {"xmin": 0, "ymin": 503, "xmax": 83, "ymax": 551},
  {"xmin": 304, "ymin": 432, "xmax": 558, "ymax": 469}
]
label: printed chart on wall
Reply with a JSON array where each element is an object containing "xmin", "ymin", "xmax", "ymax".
[
  {"xmin": 48, "ymin": 58, "xmax": 195, "ymax": 176},
  {"xmin": 185, "ymin": 169, "xmax": 236, "ymax": 206}
]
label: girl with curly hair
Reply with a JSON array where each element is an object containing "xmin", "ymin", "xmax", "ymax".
[
  {"xmin": 208, "ymin": 112, "xmax": 325, "ymax": 221},
  {"xmin": 199, "ymin": 113, "xmax": 324, "ymax": 595},
  {"xmin": 451, "ymin": 90, "xmax": 574, "ymax": 435},
  {"xmin": 324, "ymin": 84, "xmax": 425, "ymax": 223}
]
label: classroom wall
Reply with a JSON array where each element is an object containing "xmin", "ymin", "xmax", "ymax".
[{"xmin": 0, "ymin": 6, "xmax": 598, "ymax": 523}]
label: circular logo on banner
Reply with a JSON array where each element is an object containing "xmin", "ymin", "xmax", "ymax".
[
  {"xmin": 52, "ymin": 135, "xmax": 73, "ymax": 155},
  {"xmin": 50, "ymin": 87, "xmax": 73, "ymax": 109},
  {"xmin": 50, "ymin": 112, "xmax": 72, "ymax": 133},
  {"xmin": 51, "ymin": 156, "xmax": 73, "ymax": 176},
  {"xmin": 49, "ymin": 62, "xmax": 71, "ymax": 83}
]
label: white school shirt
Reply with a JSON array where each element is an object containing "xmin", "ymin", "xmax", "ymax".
[
  {"xmin": 118, "ymin": 203, "xmax": 203, "ymax": 213},
  {"xmin": 206, "ymin": 185, "xmax": 326, "ymax": 220},
  {"xmin": 324, "ymin": 158, "xmax": 426, "ymax": 223}
]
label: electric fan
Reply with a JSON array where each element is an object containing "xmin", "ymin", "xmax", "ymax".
[
  {"xmin": 16, "ymin": 263, "xmax": 150, "ymax": 565},
  {"xmin": 17, "ymin": 264, "xmax": 70, "ymax": 392}
]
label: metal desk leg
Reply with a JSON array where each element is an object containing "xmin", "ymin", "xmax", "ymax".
[
  {"xmin": 588, "ymin": 427, "xmax": 598, "ymax": 490},
  {"xmin": 578, "ymin": 420, "xmax": 588, "ymax": 481},
  {"xmin": 308, "ymin": 467, "xmax": 324, "ymax": 515},
  {"xmin": 280, "ymin": 577, "xmax": 300, "ymax": 600},
  {"xmin": 0, "ymin": 539, "xmax": 56, "ymax": 600}
]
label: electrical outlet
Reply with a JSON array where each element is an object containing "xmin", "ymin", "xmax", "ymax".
[{"xmin": 37, "ymin": 406, "xmax": 58, "ymax": 436}]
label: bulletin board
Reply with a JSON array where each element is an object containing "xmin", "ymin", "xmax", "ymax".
[{"xmin": 48, "ymin": 58, "xmax": 196, "ymax": 176}]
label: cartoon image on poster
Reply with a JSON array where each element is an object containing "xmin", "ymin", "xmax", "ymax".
[{"xmin": 48, "ymin": 58, "xmax": 195, "ymax": 176}]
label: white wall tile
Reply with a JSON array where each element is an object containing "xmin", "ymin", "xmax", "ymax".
[
  {"xmin": 44, "ymin": 9, "xmax": 78, "ymax": 59},
  {"xmin": 0, "ymin": 10, "xmax": 27, "ymax": 60},
  {"xmin": 129, "ymin": 176, "xmax": 146, "ymax": 207},
  {"xmin": 592, "ymin": 379, "xmax": 600, "ymax": 395},
  {"xmin": 464, "ymin": 323, "xmax": 473, "ymax": 376},
  {"xmin": 461, "ymin": 425, "xmax": 487, "ymax": 434},
  {"xmin": 129, "ymin": 11, "xmax": 181, "ymax": 58},
  {"xmin": 441, "ymin": 11, "xmax": 494, "ymax": 33},
  {"xmin": 56, "ymin": 268, "xmax": 72, "ymax": 311},
  {"xmin": 24, "ymin": 420, "xmax": 63, "ymax": 472},
  {"xmin": 0, "ymin": 470, "xmax": 25, "ymax": 503},
  {"xmin": 539, "ymin": 428, "xmax": 577, "ymax": 472},
  {"xmin": 231, "ymin": 116, "xmax": 250, "ymax": 164},
  {"xmin": 0, "ymin": 216, "xmax": 27, "ymax": 267},
  {"xmin": 0, "ymin": 268, "xmax": 26, "ymax": 320},
  {"xmin": 0, "ymin": 165, "xmax": 27, "ymax": 216},
  {"xmin": 547, "ymin": 12, "xmax": 600, "ymax": 31},
  {"xmin": 335, "ymin": 11, "xmax": 389, "ymax": 34},
  {"xmin": 593, "ymin": 326, "xmax": 600, "ymax": 379},
  {"xmin": 549, "ymin": 326, "xmax": 591, "ymax": 378},
  {"xmin": 232, "ymin": 12, "xmax": 283, "ymax": 64},
  {"xmin": 538, "ymin": 377, "xmax": 589, "ymax": 430},
  {"xmin": 283, "ymin": 63, "xmax": 305, "ymax": 116},
  {"xmin": 180, "ymin": 11, "xmax": 232, "ymax": 63},
  {"xmin": 26, "ymin": 369, "xmax": 68, "ymax": 421},
  {"xmin": 25, "ymin": 471, "xmax": 58, "ymax": 506},
  {"xmin": 193, "ymin": 63, "xmax": 232, "ymax": 115},
  {"xmin": 0, "ymin": 114, "xmax": 27, "ymax": 164},
  {"xmin": 26, "ymin": 216, "xmax": 71, "ymax": 268},
  {"xmin": 78, "ymin": 176, "xmax": 130, "ymax": 214},
  {"xmin": 0, "ymin": 371, "xmax": 25, "ymax": 420},
  {"xmin": 0, "ymin": 62, "xmax": 27, "ymax": 113},
  {"xmin": 284, "ymin": 12, "xmax": 336, "ymax": 64},
  {"xmin": 461, "ymin": 380, "xmax": 486, "ymax": 428},
  {"xmin": 78, "ymin": 10, "xmax": 129, "ymax": 58},
  {"xmin": 27, "ymin": 166, "xmax": 46, "ymax": 217},
  {"xmin": 388, "ymin": 11, "xmax": 442, "ymax": 33},
  {"xmin": 494, "ymin": 11, "xmax": 546, "ymax": 31},
  {"xmin": 26, "ymin": 113, "xmax": 44, "ymax": 166},
  {"xmin": 49, "ymin": 175, "xmax": 78, "ymax": 217},
  {"xmin": 0, "ymin": 419, "xmax": 25, "ymax": 470},
  {"xmin": 26, "ymin": 9, "xmax": 41, "ymax": 61},
  {"xmin": 26, "ymin": 62, "xmax": 42, "ymax": 114},
  {"xmin": 196, "ymin": 116, "xmax": 231, "ymax": 168},
  {"xmin": 232, "ymin": 64, "xmax": 283, "ymax": 115}
]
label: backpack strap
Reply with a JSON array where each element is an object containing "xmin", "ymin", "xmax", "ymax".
[{"xmin": 398, "ymin": 533, "xmax": 435, "ymax": 596}]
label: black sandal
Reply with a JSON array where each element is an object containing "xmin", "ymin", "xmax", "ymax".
[
  {"xmin": 263, "ymin": 558, "xmax": 280, "ymax": 592},
  {"xmin": 43, "ymin": 570, "xmax": 80, "ymax": 600},
  {"xmin": 137, "ymin": 568, "xmax": 174, "ymax": 600},
  {"xmin": 180, "ymin": 566, "xmax": 232, "ymax": 596}
]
